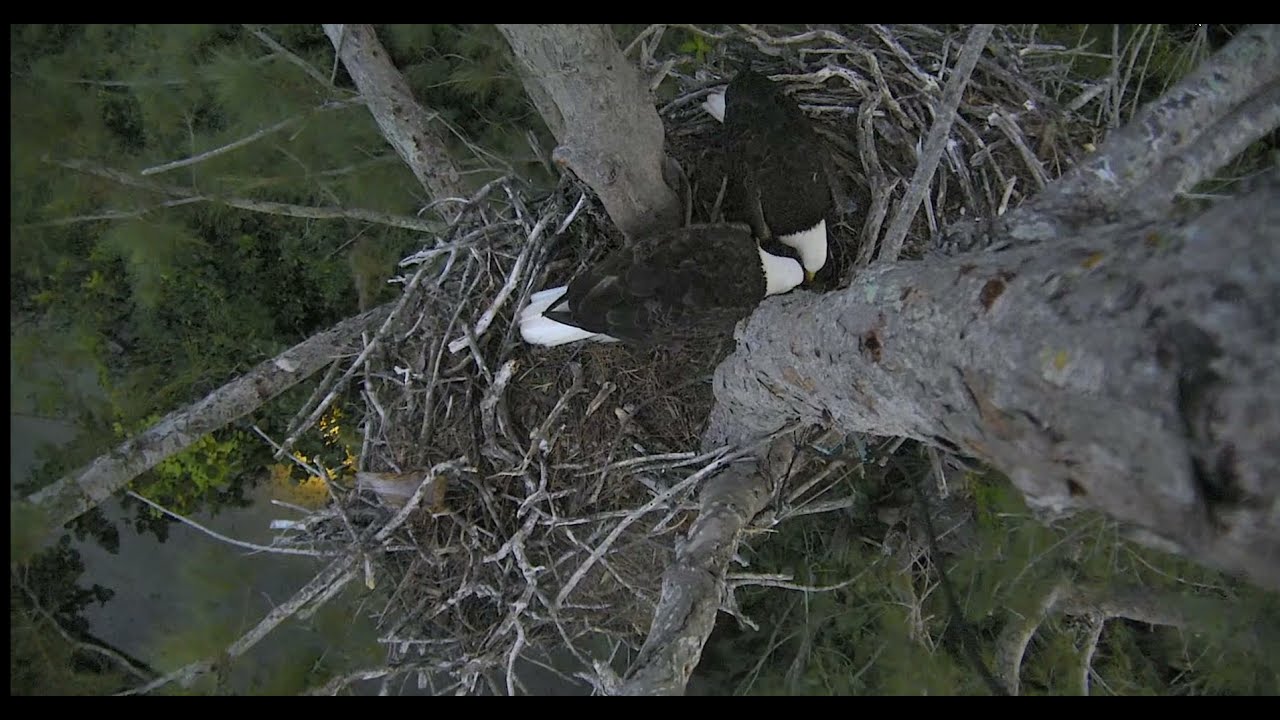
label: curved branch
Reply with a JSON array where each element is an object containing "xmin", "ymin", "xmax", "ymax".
[
  {"xmin": 994, "ymin": 580, "xmax": 1069, "ymax": 695},
  {"xmin": 1078, "ymin": 614, "xmax": 1106, "ymax": 696}
]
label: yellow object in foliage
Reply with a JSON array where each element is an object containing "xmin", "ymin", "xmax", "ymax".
[{"xmin": 269, "ymin": 462, "xmax": 331, "ymax": 509}]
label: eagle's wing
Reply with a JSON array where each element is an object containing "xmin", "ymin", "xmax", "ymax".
[{"xmin": 554, "ymin": 225, "xmax": 765, "ymax": 343}]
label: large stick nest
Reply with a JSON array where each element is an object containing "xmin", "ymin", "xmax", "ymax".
[{"xmin": 272, "ymin": 24, "xmax": 1148, "ymax": 695}]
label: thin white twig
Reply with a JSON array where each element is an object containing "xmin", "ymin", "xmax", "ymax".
[
  {"xmin": 447, "ymin": 210, "xmax": 550, "ymax": 354},
  {"xmin": 139, "ymin": 99, "xmax": 358, "ymax": 176},
  {"xmin": 554, "ymin": 445, "xmax": 734, "ymax": 608},
  {"xmin": 879, "ymin": 24, "xmax": 994, "ymax": 262},
  {"xmin": 126, "ymin": 491, "xmax": 333, "ymax": 557}
]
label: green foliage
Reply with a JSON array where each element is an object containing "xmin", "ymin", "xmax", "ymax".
[
  {"xmin": 380, "ymin": 23, "xmax": 555, "ymax": 184},
  {"xmin": 693, "ymin": 447, "xmax": 1280, "ymax": 696},
  {"xmin": 6, "ymin": 23, "xmax": 563, "ymax": 696},
  {"xmin": 678, "ymin": 34, "xmax": 715, "ymax": 64},
  {"xmin": 10, "ymin": 500, "xmax": 56, "ymax": 565},
  {"xmin": 135, "ymin": 542, "xmax": 383, "ymax": 696},
  {"xmin": 11, "ymin": 26, "xmax": 550, "ymax": 476},
  {"xmin": 10, "ymin": 537, "xmax": 132, "ymax": 695}
]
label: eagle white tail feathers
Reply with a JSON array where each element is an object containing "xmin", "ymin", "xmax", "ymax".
[
  {"xmin": 519, "ymin": 286, "xmax": 620, "ymax": 347},
  {"xmin": 702, "ymin": 90, "xmax": 727, "ymax": 123},
  {"xmin": 779, "ymin": 219, "xmax": 828, "ymax": 278}
]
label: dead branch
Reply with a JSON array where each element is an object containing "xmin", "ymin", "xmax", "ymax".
[
  {"xmin": 121, "ymin": 459, "xmax": 466, "ymax": 696},
  {"xmin": 322, "ymin": 24, "xmax": 468, "ymax": 217},
  {"xmin": 245, "ymin": 25, "xmax": 335, "ymax": 89},
  {"xmin": 303, "ymin": 667, "xmax": 394, "ymax": 696},
  {"xmin": 946, "ymin": 24, "xmax": 1280, "ymax": 252},
  {"xmin": 139, "ymin": 98, "xmax": 359, "ymax": 176},
  {"xmin": 278, "ymin": 241, "xmax": 441, "ymax": 457},
  {"xmin": 125, "ymin": 490, "xmax": 335, "ymax": 558},
  {"xmin": 119, "ymin": 551, "xmax": 359, "ymax": 696},
  {"xmin": 47, "ymin": 157, "xmax": 444, "ymax": 234},
  {"xmin": 618, "ymin": 424, "xmax": 804, "ymax": 695},
  {"xmin": 26, "ymin": 303, "xmax": 393, "ymax": 531},
  {"xmin": 446, "ymin": 210, "xmax": 549, "ymax": 354}
]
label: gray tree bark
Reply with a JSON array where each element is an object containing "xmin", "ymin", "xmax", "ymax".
[
  {"xmin": 496, "ymin": 24, "xmax": 682, "ymax": 239},
  {"xmin": 322, "ymin": 24, "xmax": 469, "ymax": 216},
  {"xmin": 940, "ymin": 24, "xmax": 1280, "ymax": 254},
  {"xmin": 25, "ymin": 303, "xmax": 393, "ymax": 531},
  {"xmin": 620, "ymin": 438, "xmax": 799, "ymax": 695},
  {"xmin": 707, "ymin": 174, "xmax": 1280, "ymax": 590}
]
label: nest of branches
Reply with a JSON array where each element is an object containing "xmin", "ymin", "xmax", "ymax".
[{"xmin": 266, "ymin": 24, "xmax": 1137, "ymax": 695}]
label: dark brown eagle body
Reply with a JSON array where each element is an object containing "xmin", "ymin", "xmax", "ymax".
[{"xmin": 543, "ymin": 224, "xmax": 773, "ymax": 344}]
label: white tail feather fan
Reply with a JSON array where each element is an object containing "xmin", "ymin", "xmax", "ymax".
[
  {"xmin": 519, "ymin": 286, "xmax": 620, "ymax": 347},
  {"xmin": 702, "ymin": 90, "xmax": 727, "ymax": 123}
]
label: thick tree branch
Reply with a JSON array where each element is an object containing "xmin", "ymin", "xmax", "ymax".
[
  {"xmin": 496, "ymin": 24, "xmax": 681, "ymax": 239},
  {"xmin": 26, "ymin": 303, "xmax": 393, "ymax": 530},
  {"xmin": 321, "ymin": 24, "xmax": 468, "ymax": 218},
  {"xmin": 1059, "ymin": 583, "xmax": 1191, "ymax": 628},
  {"xmin": 940, "ymin": 24, "xmax": 1280, "ymax": 253},
  {"xmin": 619, "ymin": 432, "xmax": 801, "ymax": 695},
  {"xmin": 1038, "ymin": 24, "xmax": 1280, "ymax": 219},
  {"xmin": 1120, "ymin": 78, "xmax": 1280, "ymax": 213},
  {"xmin": 709, "ymin": 175, "xmax": 1280, "ymax": 591}
]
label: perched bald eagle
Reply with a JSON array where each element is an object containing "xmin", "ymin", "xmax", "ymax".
[
  {"xmin": 704, "ymin": 69, "xmax": 833, "ymax": 282},
  {"xmin": 519, "ymin": 223, "xmax": 804, "ymax": 347}
]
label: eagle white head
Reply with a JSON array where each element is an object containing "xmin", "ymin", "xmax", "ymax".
[
  {"xmin": 779, "ymin": 219, "xmax": 828, "ymax": 282},
  {"xmin": 757, "ymin": 245, "xmax": 804, "ymax": 296}
]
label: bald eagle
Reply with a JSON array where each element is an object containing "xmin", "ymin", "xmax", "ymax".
[
  {"xmin": 519, "ymin": 223, "xmax": 804, "ymax": 347},
  {"xmin": 704, "ymin": 69, "xmax": 833, "ymax": 282}
]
